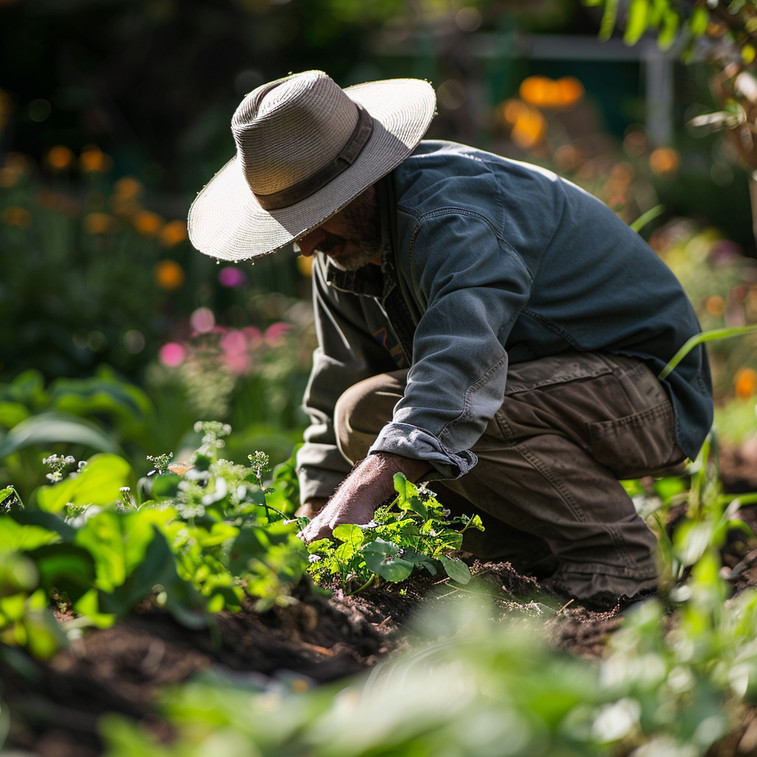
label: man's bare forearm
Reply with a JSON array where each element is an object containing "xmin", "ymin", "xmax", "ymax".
[{"xmin": 298, "ymin": 452, "xmax": 431, "ymax": 543}]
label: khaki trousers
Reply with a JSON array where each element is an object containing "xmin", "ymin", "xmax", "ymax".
[{"xmin": 333, "ymin": 352, "xmax": 686, "ymax": 608}]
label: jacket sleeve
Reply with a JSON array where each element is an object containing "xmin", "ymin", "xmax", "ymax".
[
  {"xmin": 295, "ymin": 256, "xmax": 398, "ymax": 503},
  {"xmin": 369, "ymin": 211, "xmax": 534, "ymax": 479}
]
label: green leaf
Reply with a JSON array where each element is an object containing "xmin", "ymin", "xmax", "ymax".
[
  {"xmin": 25, "ymin": 542, "xmax": 96, "ymax": 602},
  {"xmin": 35, "ymin": 454, "xmax": 132, "ymax": 513},
  {"xmin": 690, "ymin": 6, "xmax": 709, "ymax": 36},
  {"xmin": 599, "ymin": 0, "xmax": 619, "ymax": 40},
  {"xmin": 9, "ymin": 509, "xmax": 75, "ymax": 542},
  {"xmin": 624, "ymin": 0, "xmax": 650, "ymax": 45},
  {"xmin": 0, "ymin": 517, "xmax": 60, "ymax": 553},
  {"xmin": 659, "ymin": 325, "xmax": 757, "ymax": 380},
  {"xmin": 0, "ymin": 411, "xmax": 122, "ymax": 460},
  {"xmin": 658, "ymin": 9, "xmax": 679, "ymax": 50},
  {"xmin": 332, "ymin": 523, "xmax": 365, "ymax": 550},
  {"xmin": 438, "ymin": 555, "xmax": 472, "ymax": 584},
  {"xmin": 362, "ymin": 539, "xmax": 414, "ymax": 582}
]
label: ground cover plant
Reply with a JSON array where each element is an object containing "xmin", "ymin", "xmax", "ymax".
[{"xmin": 2, "ymin": 405, "xmax": 757, "ymax": 756}]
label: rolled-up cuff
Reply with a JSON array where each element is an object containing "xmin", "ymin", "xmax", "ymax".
[{"xmin": 368, "ymin": 421, "xmax": 478, "ymax": 480}]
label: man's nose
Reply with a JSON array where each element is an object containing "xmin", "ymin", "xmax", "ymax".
[{"xmin": 295, "ymin": 228, "xmax": 326, "ymax": 257}]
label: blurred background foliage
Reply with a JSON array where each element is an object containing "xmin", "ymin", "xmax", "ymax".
[{"xmin": 1, "ymin": 0, "xmax": 757, "ymax": 496}]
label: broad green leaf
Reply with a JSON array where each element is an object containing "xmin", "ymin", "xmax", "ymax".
[
  {"xmin": 74, "ymin": 508, "xmax": 174, "ymax": 594},
  {"xmin": 0, "ymin": 517, "xmax": 59, "ymax": 553},
  {"xmin": 0, "ymin": 411, "xmax": 121, "ymax": 460},
  {"xmin": 332, "ymin": 523, "xmax": 365, "ymax": 550},
  {"xmin": 49, "ymin": 372, "xmax": 151, "ymax": 428},
  {"xmin": 9, "ymin": 509, "xmax": 75, "ymax": 542},
  {"xmin": 35, "ymin": 453, "xmax": 132, "ymax": 512},
  {"xmin": 362, "ymin": 539, "xmax": 414, "ymax": 582},
  {"xmin": 101, "ymin": 527, "xmax": 196, "ymax": 619},
  {"xmin": 0, "ymin": 401, "xmax": 29, "ymax": 429},
  {"xmin": 438, "ymin": 555, "xmax": 472, "ymax": 584},
  {"xmin": 26, "ymin": 542, "xmax": 96, "ymax": 602},
  {"xmin": 393, "ymin": 472, "xmax": 409, "ymax": 502}
]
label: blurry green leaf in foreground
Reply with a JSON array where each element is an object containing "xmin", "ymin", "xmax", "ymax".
[
  {"xmin": 34, "ymin": 454, "xmax": 132, "ymax": 512},
  {"xmin": 0, "ymin": 412, "xmax": 122, "ymax": 459}
]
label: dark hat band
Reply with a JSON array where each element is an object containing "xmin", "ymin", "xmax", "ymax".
[{"xmin": 253, "ymin": 103, "xmax": 374, "ymax": 211}]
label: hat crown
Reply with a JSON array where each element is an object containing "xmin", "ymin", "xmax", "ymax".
[{"xmin": 232, "ymin": 71, "xmax": 360, "ymax": 197}]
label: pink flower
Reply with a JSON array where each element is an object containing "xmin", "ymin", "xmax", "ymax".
[
  {"xmin": 218, "ymin": 266, "xmax": 247, "ymax": 288},
  {"xmin": 159, "ymin": 342, "xmax": 186, "ymax": 367},
  {"xmin": 243, "ymin": 326, "xmax": 264, "ymax": 348},
  {"xmin": 221, "ymin": 330, "xmax": 251, "ymax": 375},
  {"xmin": 264, "ymin": 322, "xmax": 291, "ymax": 346},
  {"xmin": 190, "ymin": 307, "xmax": 215, "ymax": 334}
]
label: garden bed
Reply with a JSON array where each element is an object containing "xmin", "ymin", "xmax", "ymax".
[{"xmin": 3, "ymin": 440, "xmax": 757, "ymax": 757}]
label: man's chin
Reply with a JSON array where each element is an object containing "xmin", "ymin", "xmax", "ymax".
[{"xmin": 324, "ymin": 247, "xmax": 379, "ymax": 272}]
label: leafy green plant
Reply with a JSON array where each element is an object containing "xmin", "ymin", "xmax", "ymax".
[
  {"xmin": 0, "ymin": 423, "xmax": 313, "ymax": 660},
  {"xmin": 306, "ymin": 474, "xmax": 483, "ymax": 593}
]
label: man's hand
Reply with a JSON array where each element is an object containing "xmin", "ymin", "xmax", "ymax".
[{"xmin": 298, "ymin": 452, "xmax": 431, "ymax": 544}]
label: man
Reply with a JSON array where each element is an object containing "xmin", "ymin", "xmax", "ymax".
[{"xmin": 188, "ymin": 70, "xmax": 713, "ymax": 609}]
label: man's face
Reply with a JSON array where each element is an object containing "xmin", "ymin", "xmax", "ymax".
[{"xmin": 294, "ymin": 187, "xmax": 381, "ymax": 272}]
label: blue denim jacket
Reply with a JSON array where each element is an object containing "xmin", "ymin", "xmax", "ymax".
[{"xmin": 296, "ymin": 140, "xmax": 713, "ymax": 502}]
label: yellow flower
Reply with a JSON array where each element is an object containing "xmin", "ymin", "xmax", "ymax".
[
  {"xmin": 735, "ymin": 367, "xmax": 757, "ymax": 399},
  {"xmin": 154, "ymin": 259, "xmax": 185, "ymax": 290},
  {"xmin": 45, "ymin": 145, "xmax": 75, "ymax": 171},
  {"xmin": 84, "ymin": 212, "xmax": 117, "ymax": 234},
  {"xmin": 80, "ymin": 145, "xmax": 113, "ymax": 173},
  {"xmin": 160, "ymin": 219, "xmax": 188, "ymax": 247},
  {"xmin": 133, "ymin": 210, "xmax": 163, "ymax": 237},
  {"xmin": 297, "ymin": 254, "xmax": 313, "ymax": 277}
]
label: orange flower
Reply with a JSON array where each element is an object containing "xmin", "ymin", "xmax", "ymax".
[
  {"xmin": 160, "ymin": 219, "xmax": 188, "ymax": 247},
  {"xmin": 519, "ymin": 76, "xmax": 583, "ymax": 109},
  {"xmin": 1, "ymin": 205, "xmax": 31, "ymax": 227},
  {"xmin": 735, "ymin": 367, "xmax": 757, "ymax": 399},
  {"xmin": 511, "ymin": 106, "xmax": 547, "ymax": 149},
  {"xmin": 155, "ymin": 259, "xmax": 185, "ymax": 290},
  {"xmin": 134, "ymin": 210, "xmax": 163, "ymax": 237},
  {"xmin": 80, "ymin": 145, "xmax": 113, "ymax": 173},
  {"xmin": 520, "ymin": 76, "xmax": 555, "ymax": 108},
  {"xmin": 84, "ymin": 212, "xmax": 117, "ymax": 234},
  {"xmin": 498, "ymin": 98, "xmax": 529, "ymax": 126},
  {"xmin": 113, "ymin": 176, "xmax": 143, "ymax": 199},
  {"xmin": 649, "ymin": 147, "xmax": 680, "ymax": 178},
  {"xmin": 705, "ymin": 294, "xmax": 726, "ymax": 316},
  {"xmin": 45, "ymin": 145, "xmax": 75, "ymax": 171}
]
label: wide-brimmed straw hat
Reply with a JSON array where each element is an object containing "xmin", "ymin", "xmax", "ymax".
[{"xmin": 188, "ymin": 70, "xmax": 437, "ymax": 261}]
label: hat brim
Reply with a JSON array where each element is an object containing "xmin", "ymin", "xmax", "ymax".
[{"xmin": 187, "ymin": 77, "xmax": 436, "ymax": 262}]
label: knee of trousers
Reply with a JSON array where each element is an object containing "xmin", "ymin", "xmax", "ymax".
[{"xmin": 333, "ymin": 372, "xmax": 406, "ymax": 465}]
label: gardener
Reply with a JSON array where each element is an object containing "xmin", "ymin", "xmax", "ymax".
[{"xmin": 188, "ymin": 70, "xmax": 713, "ymax": 609}]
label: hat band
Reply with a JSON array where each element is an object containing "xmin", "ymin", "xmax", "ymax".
[{"xmin": 253, "ymin": 103, "xmax": 374, "ymax": 211}]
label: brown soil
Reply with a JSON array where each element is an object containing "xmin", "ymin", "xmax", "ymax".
[{"xmin": 4, "ymin": 445, "xmax": 757, "ymax": 757}]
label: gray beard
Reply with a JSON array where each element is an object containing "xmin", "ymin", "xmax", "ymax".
[{"xmin": 326, "ymin": 242, "xmax": 380, "ymax": 271}]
